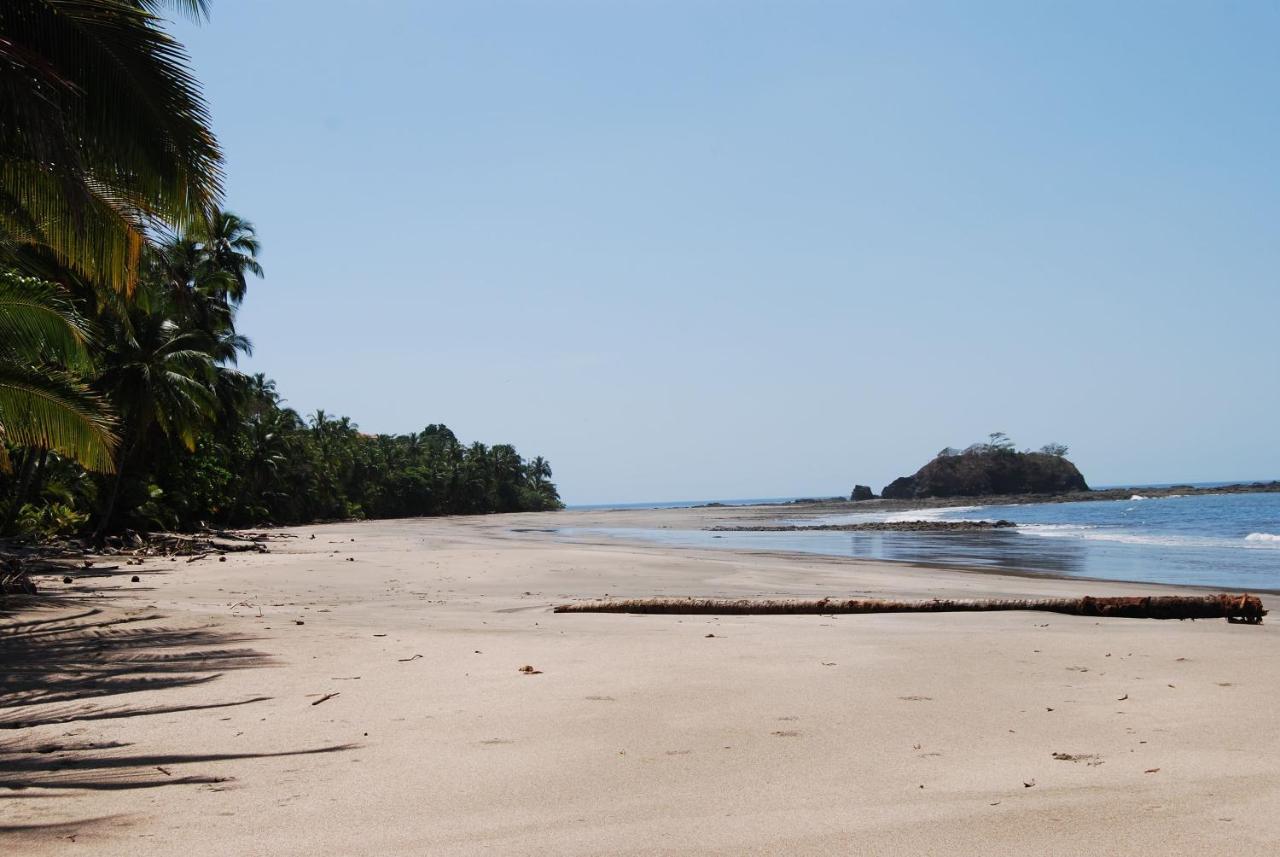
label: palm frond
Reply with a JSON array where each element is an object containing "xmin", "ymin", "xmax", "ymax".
[
  {"xmin": 136, "ymin": 0, "xmax": 211, "ymax": 20},
  {"xmin": 0, "ymin": 268, "xmax": 93, "ymax": 363},
  {"xmin": 0, "ymin": 0, "xmax": 224, "ymax": 291},
  {"xmin": 0, "ymin": 365, "xmax": 117, "ymax": 471}
]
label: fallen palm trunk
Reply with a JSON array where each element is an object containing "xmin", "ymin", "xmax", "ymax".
[{"xmin": 554, "ymin": 594, "xmax": 1267, "ymax": 624}]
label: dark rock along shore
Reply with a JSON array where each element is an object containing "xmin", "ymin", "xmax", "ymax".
[
  {"xmin": 881, "ymin": 450, "xmax": 1088, "ymax": 500},
  {"xmin": 707, "ymin": 520, "xmax": 1017, "ymax": 533}
]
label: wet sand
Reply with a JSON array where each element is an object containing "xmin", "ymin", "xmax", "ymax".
[{"xmin": 4, "ymin": 505, "xmax": 1279, "ymax": 855}]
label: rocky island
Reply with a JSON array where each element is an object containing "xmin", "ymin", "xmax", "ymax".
[{"xmin": 880, "ymin": 437, "xmax": 1088, "ymax": 500}]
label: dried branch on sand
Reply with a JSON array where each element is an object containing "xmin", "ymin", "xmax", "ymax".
[{"xmin": 554, "ymin": 594, "xmax": 1267, "ymax": 624}]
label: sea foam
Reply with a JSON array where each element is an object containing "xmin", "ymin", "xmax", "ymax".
[{"xmin": 1245, "ymin": 532, "xmax": 1280, "ymax": 543}]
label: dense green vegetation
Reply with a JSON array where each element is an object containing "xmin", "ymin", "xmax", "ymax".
[{"xmin": 0, "ymin": 2, "xmax": 561, "ymax": 540}]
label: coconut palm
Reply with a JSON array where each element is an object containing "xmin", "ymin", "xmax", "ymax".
[
  {"xmin": 0, "ymin": 269, "xmax": 117, "ymax": 474},
  {"xmin": 194, "ymin": 209, "xmax": 262, "ymax": 305},
  {"xmin": 529, "ymin": 456, "xmax": 552, "ymax": 487},
  {"xmin": 0, "ymin": 1, "xmax": 223, "ymax": 293},
  {"xmin": 92, "ymin": 286, "xmax": 219, "ymax": 538}
]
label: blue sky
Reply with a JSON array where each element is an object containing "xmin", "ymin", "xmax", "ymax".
[{"xmin": 175, "ymin": 2, "xmax": 1279, "ymax": 504}]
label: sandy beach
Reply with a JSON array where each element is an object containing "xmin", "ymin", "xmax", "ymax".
[{"xmin": 5, "ymin": 504, "xmax": 1279, "ymax": 856}]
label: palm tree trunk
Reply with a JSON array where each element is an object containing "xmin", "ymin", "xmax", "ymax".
[
  {"xmin": 554, "ymin": 594, "xmax": 1267, "ymax": 624},
  {"xmin": 1, "ymin": 450, "xmax": 37, "ymax": 534},
  {"xmin": 29, "ymin": 449, "xmax": 50, "ymax": 500},
  {"xmin": 93, "ymin": 422, "xmax": 141, "ymax": 543}
]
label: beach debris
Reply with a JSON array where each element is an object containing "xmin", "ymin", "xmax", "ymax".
[
  {"xmin": 398, "ymin": 654, "xmax": 422, "ymax": 662},
  {"xmin": 62, "ymin": 575, "xmax": 73, "ymax": 584},
  {"xmin": 705, "ymin": 633, "xmax": 716, "ymax": 638},
  {"xmin": 553, "ymin": 594, "xmax": 1268, "ymax": 624},
  {"xmin": 1023, "ymin": 780, "xmax": 1036, "ymax": 788},
  {"xmin": 131, "ymin": 575, "xmax": 140, "ymax": 583},
  {"xmin": 0, "ymin": 560, "xmax": 38, "ymax": 596},
  {"xmin": 294, "ymin": 619, "xmax": 304, "ymax": 625},
  {"xmin": 1118, "ymin": 693, "xmax": 1128, "ymax": 701},
  {"xmin": 1052, "ymin": 752, "xmax": 1101, "ymax": 764},
  {"xmin": 518, "ymin": 665, "xmax": 542, "ymax": 674},
  {"xmin": 1145, "ymin": 768, "xmax": 1161, "ymax": 774},
  {"xmin": 311, "ymin": 692, "xmax": 340, "ymax": 706}
]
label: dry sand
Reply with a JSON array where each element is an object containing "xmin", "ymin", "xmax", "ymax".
[{"xmin": 4, "ymin": 504, "xmax": 1279, "ymax": 855}]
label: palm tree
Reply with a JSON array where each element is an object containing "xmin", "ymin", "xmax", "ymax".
[
  {"xmin": 529, "ymin": 456, "xmax": 552, "ymax": 487},
  {"xmin": 194, "ymin": 209, "xmax": 262, "ymax": 305},
  {"xmin": 0, "ymin": 1, "xmax": 223, "ymax": 293},
  {"xmin": 92, "ymin": 287, "xmax": 219, "ymax": 539},
  {"xmin": 0, "ymin": 269, "xmax": 117, "ymax": 475}
]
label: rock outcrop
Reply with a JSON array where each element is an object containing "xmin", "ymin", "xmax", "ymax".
[
  {"xmin": 850, "ymin": 485, "xmax": 875, "ymax": 502},
  {"xmin": 881, "ymin": 450, "xmax": 1088, "ymax": 500}
]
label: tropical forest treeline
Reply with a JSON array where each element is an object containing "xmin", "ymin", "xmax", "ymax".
[{"xmin": 0, "ymin": 2, "xmax": 561, "ymax": 540}]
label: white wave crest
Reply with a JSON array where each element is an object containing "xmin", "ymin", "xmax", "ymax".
[
  {"xmin": 1130, "ymin": 495, "xmax": 1147, "ymax": 501},
  {"xmin": 1020, "ymin": 525, "xmax": 1251, "ymax": 550},
  {"xmin": 796, "ymin": 504, "xmax": 990, "ymax": 527},
  {"xmin": 883, "ymin": 505, "xmax": 984, "ymax": 523},
  {"xmin": 1245, "ymin": 532, "xmax": 1280, "ymax": 543}
]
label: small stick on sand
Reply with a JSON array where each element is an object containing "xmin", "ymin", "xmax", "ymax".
[
  {"xmin": 554, "ymin": 594, "xmax": 1267, "ymax": 624},
  {"xmin": 310, "ymin": 692, "xmax": 340, "ymax": 706}
]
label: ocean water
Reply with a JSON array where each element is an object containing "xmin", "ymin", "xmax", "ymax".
[
  {"xmin": 565, "ymin": 497, "xmax": 829, "ymax": 511},
  {"xmin": 562, "ymin": 492, "xmax": 1280, "ymax": 590}
]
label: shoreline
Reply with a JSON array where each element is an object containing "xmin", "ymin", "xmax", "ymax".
[
  {"xmin": 549, "ymin": 525, "xmax": 1280, "ymax": 597},
  {"xmin": 543, "ymin": 496, "xmax": 1279, "ymax": 594},
  {"xmin": 4, "ymin": 512, "xmax": 1279, "ymax": 856}
]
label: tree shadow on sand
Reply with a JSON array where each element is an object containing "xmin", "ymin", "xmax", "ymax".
[{"xmin": 0, "ymin": 597, "xmax": 355, "ymax": 827}]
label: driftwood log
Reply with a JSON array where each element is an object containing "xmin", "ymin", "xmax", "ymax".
[{"xmin": 554, "ymin": 594, "xmax": 1267, "ymax": 624}]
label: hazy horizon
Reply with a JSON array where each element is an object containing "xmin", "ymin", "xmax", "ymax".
[{"xmin": 176, "ymin": 2, "xmax": 1279, "ymax": 505}]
